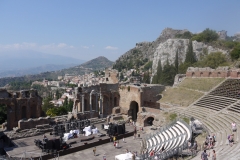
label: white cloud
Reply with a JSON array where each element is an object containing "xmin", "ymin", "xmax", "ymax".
[
  {"xmin": 105, "ymin": 46, "xmax": 118, "ymax": 50},
  {"xmin": 81, "ymin": 46, "xmax": 89, "ymax": 49},
  {"xmin": 0, "ymin": 42, "xmax": 74, "ymax": 51}
]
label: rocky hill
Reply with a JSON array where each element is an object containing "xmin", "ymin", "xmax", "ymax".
[
  {"xmin": 0, "ymin": 56, "xmax": 113, "ymax": 87},
  {"xmin": 113, "ymin": 28, "xmax": 238, "ymax": 77}
]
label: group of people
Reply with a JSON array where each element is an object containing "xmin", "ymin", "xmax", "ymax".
[
  {"xmin": 187, "ymin": 140, "xmax": 198, "ymax": 155},
  {"xmin": 201, "ymin": 150, "xmax": 216, "ymax": 160},
  {"xmin": 204, "ymin": 134, "xmax": 216, "ymax": 150}
]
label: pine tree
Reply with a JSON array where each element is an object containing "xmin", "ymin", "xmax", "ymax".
[
  {"xmin": 152, "ymin": 60, "xmax": 162, "ymax": 84},
  {"xmin": 175, "ymin": 49, "xmax": 179, "ymax": 73},
  {"xmin": 185, "ymin": 40, "xmax": 196, "ymax": 64}
]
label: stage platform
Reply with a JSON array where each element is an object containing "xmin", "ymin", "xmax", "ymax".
[{"xmin": 4, "ymin": 123, "xmax": 135, "ymax": 159}]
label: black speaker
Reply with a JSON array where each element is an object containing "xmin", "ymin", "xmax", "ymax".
[
  {"xmin": 122, "ymin": 124, "xmax": 125, "ymax": 133},
  {"xmin": 53, "ymin": 139, "xmax": 61, "ymax": 150},
  {"xmin": 46, "ymin": 140, "xmax": 53, "ymax": 150}
]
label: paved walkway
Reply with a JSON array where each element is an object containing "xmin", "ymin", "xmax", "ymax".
[{"xmin": 58, "ymin": 135, "xmax": 142, "ymax": 160}]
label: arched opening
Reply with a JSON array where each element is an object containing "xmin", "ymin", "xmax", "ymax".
[
  {"xmin": 84, "ymin": 99, "xmax": 87, "ymax": 111},
  {"xmin": 200, "ymin": 72, "xmax": 203, "ymax": 77},
  {"xmin": 103, "ymin": 95, "xmax": 109, "ymax": 116},
  {"xmin": 191, "ymin": 72, "xmax": 195, "ymax": 77},
  {"xmin": 31, "ymin": 106, "xmax": 36, "ymax": 118},
  {"xmin": 128, "ymin": 101, "xmax": 139, "ymax": 121},
  {"xmin": 144, "ymin": 117, "xmax": 154, "ymax": 126},
  {"xmin": 209, "ymin": 72, "xmax": 212, "ymax": 77},
  {"xmin": 237, "ymin": 72, "xmax": 240, "ymax": 77},
  {"xmin": 217, "ymin": 72, "xmax": 221, "ymax": 77},
  {"xmin": 22, "ymin": 106, "xmax": 27, "ymax": 119},
  {"xmin": 114, "ymin": 97, "xmax": 117, "ymax": 107}
]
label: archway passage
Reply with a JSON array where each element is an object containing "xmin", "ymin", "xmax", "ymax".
[
  {"xmin": 22, "ymin": 106, "xmax": 27, "ymax": 119},
  {"xmin": 129, "ymin": 101, "xmax": 139, "ymax": 121},
  {"xmin": 145, "ymin": 117, "xmax": 154, "ymax": 126},
  {"xmin": 84, "ymin": 99, "xmax": 87, "ymax": 111}
]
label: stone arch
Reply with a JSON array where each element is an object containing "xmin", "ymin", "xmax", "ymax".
[
  {"xmin": 237, "ymin": 72, "xmax": 240, "ymax": 78},
  {"xmin": 128, "ymin": 101, "xmax": 139, "ymax": 121},
  {"xmin": 144, "ymin": 116, "xmax": 154, "ymax": 126},
  {"xmin": 103, "ymin": 95, "xmax": 110, "ymax": 116},
  {"xmin": 191, "ymin": 72, "xmax": 195, "ymax": 77},
  {"xmin": 22, "ymin": 106, "xmax": 27, "ymax": 119},
  {"xmin": 209, "ymin": 72, "xmax": 212, "ymax": 77},
  {"xmin": 200, "ymin": 72, "xmax": 203, "ymax": 77},
  {"xmin": 84, "ymin": 99, "xmax": 88, "ymax": 111},
  {"xmin": 114, "ymin": 97, "xmax": 117, "ymax": 107}
]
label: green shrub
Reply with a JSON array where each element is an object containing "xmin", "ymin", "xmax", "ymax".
[{"xmin": 169, "ymin": 113, "xmax": 177, "ymax": 121}]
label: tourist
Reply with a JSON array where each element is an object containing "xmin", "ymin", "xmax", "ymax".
[
  {"xmin": 122, "ymin": 137, "xmax": 125, "ymax": 143},
  {"xmin": 132, "ymin": 151, "xmax": 136, "ymax": 160},
  {"xmin": 103, "ymin": 153, "xmax": 106, "ymax": 160},
  {"xmin": 187, "ymin": 140, "xmax": 191, "ymax": 151},
  {"xmin": 204, "ymin": 139, "xmax": 209, "ymax": 150},
  {"xmin": 212, "ymin": 150, "xmax": 216, "ymax": 160},
  {"xmin": 116, "ymin": 141, "xmax": 119, "ymax": 148},
  {"xmin": 149, "ymin": 150, "xmax": 154, "ymax": 157},
  {"xmin": 231, "ymin": 122, "xmax": 237, "ymax": 132},
  {"xmin": 93, "ymin": 147, "xmax": 96, "ymax": 156},
  {"xmin": 191, "ymin": 141, "xmax": 198, "ymax": 155},
  {"xmin": 212, "ymin": 133, "xmax": 216, "ymax": 145},
  {"xmin": 201, "ymin": 150, "xmax": 210, "ymax": 160},
  {"xmin": 228, "ymin": 134, "xmax": 234, "ymax": 147},
  {"xmin": 114, "ymin": 141, "xmax": 116, "ymax": 148},
  {"xmin": 113, "ymin": 136, "xmax": 116, "ymax": 142}
]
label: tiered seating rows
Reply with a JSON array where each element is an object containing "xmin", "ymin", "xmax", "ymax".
[
  {"xmin": 194, "ymin": 95, "xmax": 236, "ymax": 111},
  {"xmin": 227, "ymin": 101, "xmax": 240, "ymax": 114},
  {"xmin": 209, "ymin": 79, "xmax": 240, "ymax": 99},
  {"xmin": 146, "ymin": 121, "xmax": 191, "ymax": 154}
]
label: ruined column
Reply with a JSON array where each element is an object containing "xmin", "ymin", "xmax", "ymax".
[
  {"xmin": 90, "ymin": 94, "xmax": 93, "ymax": 112},
  {"xmin": 99, "ymin": 93, "xmax": 103, "ymax": 114},
  {"xmin": 81, "ymin": 95, "xmax": 84, "ymax": 113},
  {"xmin": 96, "ymin": 94, "xmax": 98, "ymax": 112}
]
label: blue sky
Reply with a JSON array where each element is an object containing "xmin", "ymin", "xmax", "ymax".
[{"xmin": 0, "ymin": 0, "xmax": 239, "ymax": 61}]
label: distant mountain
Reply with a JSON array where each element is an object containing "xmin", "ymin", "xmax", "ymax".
[
  {"xmin": 0, "ymin": 50, "xmax": 85, "ymax": 77},
  {"xmin": 80, "ymin": 56, "xmax": 114, "ymax": 69},
  {"xmin": 0, "ymin": 56, "xmax": 113, "ymax": 87},
  {"xmin": 0, "ymin": 63, "xmax": 79, "ymax": 78}
]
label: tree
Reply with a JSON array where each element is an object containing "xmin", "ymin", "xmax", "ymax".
[
  {"xmin": 120, "ymin": 72, "xmax": 124, "ymax": 80},
  {"xmin": 191, "ymin": 28, "xmax": 219, "ymax": 43},
  {"xmin": 143, "ymin": 71, "xmax": 150, "ymax": 84},
  {"xmin": 185, "ymin": 40, "xmax": 196, "ymax": 64},
  {"xmin": 42, "ymin": 97, "xmax": 54, "ymax": 112},
  {"xmin": 195, "ymin": 52, "xmax": 227, "ymax": 69},
  {"xmin": 0, "ymin": 104, "xmax": 7, "ymax": 124},
  {"xmin": 152, "ymin": 60, "xmax": 162, "ymax": 84},
  {"xmin": 230, "ymin": 46, "xmax": 240, "ymax": 60},
  {"xmin": 161, "ymin": 59, "xmax": 176, "ymax": 86},
  {"xmin": 46, "ymin": 106, "xmax": 68, "ymax": 117},
  {"xmin": 175, "ymin": 49, "xmax": 179, "ymax": 73}
]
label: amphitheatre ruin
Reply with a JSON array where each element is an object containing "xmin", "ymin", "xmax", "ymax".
[{"xmin": 1, "ymin": 66, "xmax": 240, "ymax": 159}]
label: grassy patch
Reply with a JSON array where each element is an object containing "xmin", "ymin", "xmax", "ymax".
[
  {"xmin": 170, "ymin": 113, "xmax": 177, "ymax": 121},
  {"xmin": 178, "ymin": 77, "xmax": 225, "ymax": 92},
  {"xmin": 183, "ymin": 117, "xmax": 190, "ymax": 124},
  {"xmin": 160, "ymin": 87, "xmax": 203, "ymax": 107}
]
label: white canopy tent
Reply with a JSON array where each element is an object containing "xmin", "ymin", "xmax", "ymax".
[{"xmin": 115, "ymin": 152, "xmax": 133, "ymax": 160}]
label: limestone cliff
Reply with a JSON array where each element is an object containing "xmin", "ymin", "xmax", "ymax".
[{"xmin": 152, "ymin": 39, "xmax": 229, "ymax": 75}]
